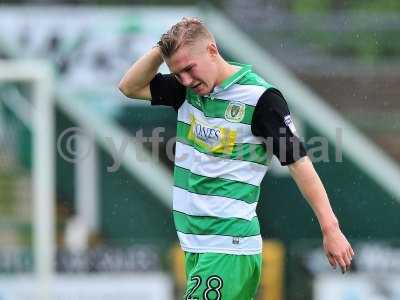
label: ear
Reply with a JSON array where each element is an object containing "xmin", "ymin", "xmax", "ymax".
[{"xmin": 207, "ymin": 42, "xmax": 219, "ymax": 57}]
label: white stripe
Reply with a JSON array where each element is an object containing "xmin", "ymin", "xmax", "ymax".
[
  {"xmin": 177, "ymin": 101, "xmax": 264, "ymax": 145},
  {"xmin": 177, "ymin": 232, "xmax": 262, "ymax": 255},
  {"xmin": 173, "ymin": 186, "xmax": 257, "ymax": 221},
  {"xmin": 214, "ymin": 84, "xmax": 266, "ymax": 106},
  {"xmin": 175, "ymin": 142, "xmax": 268, "ymax": 186}
]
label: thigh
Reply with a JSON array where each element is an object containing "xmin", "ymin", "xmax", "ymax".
[{"xmin": 183, "ymin": 252, "xmax": 261, "ymax": 300}]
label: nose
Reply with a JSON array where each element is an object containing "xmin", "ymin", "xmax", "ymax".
[{"xmin": 179, "ymin": 72, "xmax": 193, "ymax": 87}]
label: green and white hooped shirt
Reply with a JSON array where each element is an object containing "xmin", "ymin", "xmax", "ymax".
[{"xmin": 150, "ymin": 62, "xmax": 306, "ymax": 255}]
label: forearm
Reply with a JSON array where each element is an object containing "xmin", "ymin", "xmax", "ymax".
[
  {"xmin": 288, "ymin": 157, "xmax": 339, "ymax": 233},
  {"xmin": 289, "ymin": 157, "xmax": 354, "ymax": 273},
  {"xmin": 118, "ymin": 46, "xmax": 163, "ymax": 99}
]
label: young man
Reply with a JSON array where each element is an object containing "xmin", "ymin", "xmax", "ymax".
[{"xmin": 119, "ymin": 17, "xmax": 354, "ymax": 300}]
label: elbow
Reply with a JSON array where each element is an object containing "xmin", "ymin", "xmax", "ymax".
[
  {"xmin": 118, "ymin": 80, "xmax": 133, "ymax": 98},
  {"xmin": 118, "ymin": 77, "xmax": 151, "ymax": 100}
]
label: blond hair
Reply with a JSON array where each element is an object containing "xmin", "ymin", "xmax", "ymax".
[{"xmin": 157, "ymin": 17, "xmax": 214, "ymax": 58}]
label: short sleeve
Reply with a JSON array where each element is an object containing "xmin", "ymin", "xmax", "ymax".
[
  {"xmin": 149, "ymin": 73, "xmax": 186, "ymax": 111},
  {"xmin": 251, "ymin": 88, "xmax": 307, "ymax": 166}
]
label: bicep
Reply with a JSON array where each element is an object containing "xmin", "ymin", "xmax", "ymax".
[{"xmin": 251, "ymin": 88, "xmax": 307, "ymax": 166}]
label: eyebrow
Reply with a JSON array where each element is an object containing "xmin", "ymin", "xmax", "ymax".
[{"xmin": 172, "ymin": 64, "xmax": 195, "ymax": 76}]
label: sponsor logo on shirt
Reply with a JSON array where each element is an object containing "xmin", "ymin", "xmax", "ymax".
[
  {"xmin": 188, "ymin": 114, "xmax": 236, "ymax": 154},
  {"xmin": 193, "ymin": 123, "xmax": 220, "ymax": 147}
]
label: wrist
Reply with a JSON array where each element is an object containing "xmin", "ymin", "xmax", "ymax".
[
  {"xmin": 321, "ymin": 218, "xmax": 339, "ymax": 235},
  {"xmin": 151, "ymin": 46, "xmax": 163, "ymax": 64},
  {"xmin": 147, "ymin": 45, "xmax": 164, "ymax": 65},
  {"xmin": 152, "ymin": 44, "xmax": 161, "ymax": 54}
]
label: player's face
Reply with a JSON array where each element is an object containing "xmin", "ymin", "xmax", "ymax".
[{"xmin": 165, "ymin": 40, "xmax": 218, "ymax": 96}]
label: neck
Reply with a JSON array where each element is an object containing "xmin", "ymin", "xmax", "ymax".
[{"xmin": 215, "ymin": 58, "xmax": 239, "ymax": 86}]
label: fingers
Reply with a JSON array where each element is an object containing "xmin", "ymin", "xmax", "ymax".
[
  {"xmin": 350, "ymin": 246, "xmax": 355, "ymax": 257},
  {"xmin": 334, "ymin": 248, "xmax": 354, "ymax": 274},
  {"xmin": 327, "ymin": 248, "xmax": 354, "ymax": 273},
  {"xmin": 343, "ymin": 253, "xmax": 352, "ymax": 272},
  {"xmin": 324, "ymin": 232, "xmax": 355, "ymax": 274},
  {"xmin": 335, "ymin": 255, "xmax": 348, "ymax": 274},
  {"xmin": 346, "ymin": 248, "xmax": 353, "ymax": 264},
  {"xmin": 327, "ymin": 253, "xmax": 337, "ymax": 269}
]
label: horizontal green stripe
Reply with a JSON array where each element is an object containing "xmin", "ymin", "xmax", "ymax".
[
  {"xmin": 186, "ymin": 90, "xmax": 254, "ymax": 125},
  {"xmin": 174, "ymin": 166, "xmax": 260, "ymax": 204},
  {"xmin": 177, "ymin": 121, "xmax": 268, "ymax": 165},
  {"xmin": 173, "ymin": 210, "xmax": 260, "ymax": 237},
  {"xmin": 202, "ymin": 98, "xmax": 254, "ymax": 125}
]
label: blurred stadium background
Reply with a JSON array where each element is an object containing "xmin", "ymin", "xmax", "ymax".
[{"xmin": 0, "ymin": 0, "xmax": 400, "ymax": 299}]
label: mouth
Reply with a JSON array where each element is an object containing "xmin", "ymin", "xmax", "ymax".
[{"xmin": 191, "ymin": 83, "xmax": 202, "ymax": 89}]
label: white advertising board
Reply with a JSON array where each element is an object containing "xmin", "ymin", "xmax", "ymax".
[
  {"xmin": 308, "ymin": 243, "xmax": 400, "ymax": 300},
  {"xmin": 0, "ymin": 273, "xmax": 173, "ymax": 300},
  {"xmin": 314, "ymin": 274, "xmax": 400, "ymax": 300}
]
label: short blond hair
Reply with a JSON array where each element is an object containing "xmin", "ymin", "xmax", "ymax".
[{"xmin": 157, "ymin": 17, "xmax": 214, "ymax": 58}]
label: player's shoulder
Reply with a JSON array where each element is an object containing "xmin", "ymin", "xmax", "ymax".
[
  {"xmin": 255, "ymin": 87, "xmax": 290, "ymax": 118},
  {"xmin": 235, "ymin": 71, "xmax": 277, "ymax": 103},
  {"xmin": 237, "ymin": 71, "xmax": 275, "ymax": 90},
  {"xmin": 233, "ymin": 73, "xmax": 285, "ymax": 112}
]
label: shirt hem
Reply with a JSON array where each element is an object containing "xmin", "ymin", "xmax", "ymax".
[{"xmin": 180, "ymin": 245, "xmax": 262, "ymax": 256}]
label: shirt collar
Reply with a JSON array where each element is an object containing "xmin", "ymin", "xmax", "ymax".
[{"xmin": 210, "ymin": 62, "xmax": 252, "ymax": 96}]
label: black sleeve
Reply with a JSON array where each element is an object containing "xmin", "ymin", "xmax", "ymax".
[
  {"xmin": 149, "ymin": 73, "xmax": 186, "ymax": 111},
  {"xmin": 251, "ymin": 88, "xmax": 307, "ymax": 166}
]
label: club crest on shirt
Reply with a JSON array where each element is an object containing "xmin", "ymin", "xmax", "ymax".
[{"xmin": 224, "ymin": 101, "xmax": 245, "ymax": 123}]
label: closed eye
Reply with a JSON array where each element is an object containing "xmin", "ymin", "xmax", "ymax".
[{"xmin": 173, "ymin": 64, "xmax": 195, "ymax": 81}]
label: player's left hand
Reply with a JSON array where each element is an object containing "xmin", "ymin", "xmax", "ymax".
[{"xmin": 322, "ymin": 227, "xmax": 355, "ymax": 274}]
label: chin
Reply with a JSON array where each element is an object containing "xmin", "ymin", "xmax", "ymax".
[
  {"xmin": 196, "ymin": 90, "xmax": 208, "ymax": 96},
  {"xmin": 197, "ymin": 87, "xmax": 212, "ymax": 96}
]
